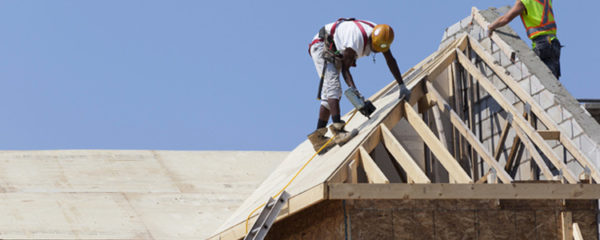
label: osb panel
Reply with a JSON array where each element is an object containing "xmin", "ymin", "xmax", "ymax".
[
  {"xmin": 435, "ymin": 210, "xmax": 476, "ymax": 240},
  {"xmin": 350, "ymin": 208, "xmax": 394, "ymax": 240},
  {"xmin": 515, "ymin": 210, "xmax": 536, "ymax": 239},
  {"xmin": 266, "ymin": 200, "xmax": 345, "ymax": 240},
  {"xmin": 477, "ymin": 210, "xmax": 516, "ymax": 239},
  {"xmin": 352, "ymin": 199, "xmax": 414, "ymax": 211},
  {"xmin": 391, "ymin": 210, "xmax": 435, "ymax": 240},
  {"xmin": 566, "ymin": 200, "xmax": 597, "ymax": 210},
  {"xmin": 536, "ymin": 210, "xmax": 559, "ymax": 240},
  {"xmin": 573, "ymin": 210, "xmax": 599, "ymax": 240},
  {"xmin": 267, "ymin": 200, "xmax": 597, "ymax": 240},
  {"xmin": 500, "ymin": 199, "xmax": 564, "ymax": 210},
  {"xmin": 436, "ymin": 199, "xmax": 498, "ymax": 210}
]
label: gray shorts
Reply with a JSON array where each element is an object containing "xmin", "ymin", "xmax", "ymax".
[{"xmin": 310, "ymin": 42, "xmax": 342, "ymax": 108}]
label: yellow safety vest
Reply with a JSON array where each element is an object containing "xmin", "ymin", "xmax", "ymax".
[{"xmin": 520, "ymin": 0, "xmax": 557, "ymax": 40}]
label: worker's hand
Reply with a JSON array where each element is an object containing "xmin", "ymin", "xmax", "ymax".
[
  {"xmin": 349, "ymin": 87, "xmax": 364, "ymax": 100},
  {"xmin": 398, "ymin": 83, "xmax": 411, "ymax": 102},
  {"xmin": 486, "ymin": 27, "xmax": 493, "ymax": 38}
]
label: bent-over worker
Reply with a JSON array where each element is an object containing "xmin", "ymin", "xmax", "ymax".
[{"xmin": 307, "ymin": 18, "xmax": 411, "ymax": 153}]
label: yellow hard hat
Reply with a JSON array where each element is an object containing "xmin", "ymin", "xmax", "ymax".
[{"xmin": 371, "ymin": 24, "xmax": 394, "ymax": 52}]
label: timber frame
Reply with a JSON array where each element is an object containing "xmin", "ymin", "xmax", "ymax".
[{"xmin": 211, "ymin": 9, "xmax": 600, "ymax": 240}]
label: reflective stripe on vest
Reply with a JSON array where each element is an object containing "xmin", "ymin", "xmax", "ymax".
[{"xmin": 520, "ymin": 0, "xmax": 557, "ymax": 39}]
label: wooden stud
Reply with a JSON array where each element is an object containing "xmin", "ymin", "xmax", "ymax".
[
  {"xmin": 572, "ymin": 223, "xmax": 584, "ymax": 240},
  {"xmin": 381, "ymin": 125, "xmax": 431, "ymax": 184},
  {"xmin": 328, "ymin": 183, "xmax": 600, "ymax": 200},
  {"xmin": 403, "ymin": 101, "xmax": 473, "ymax": 183},
  {"xmin": 466, "ymin": 36, "xmax": 600, "ymax": 182},
  {"xmin": 513, "ymin": 125, "xmax": 555, "ymax": 180},
  {"xmin": 494, "ymin": 117, "xmax": 512, "ymax": 160},
  {"xmin": 359, "ymin": 146, "xmax": 389, "ymax": 184},
  {"xmin": 504, "ymin": 136, "xmax": 522, "ymax": 174},
  {"xmin": 426, "ymin": 82, "xmax": 513, "ymax": 183},
  {"xmin": 561, "ymin": 211, "xmax": 573, "ymax": 240},
  {"xmin": 347, "ymin": 159, "xmax": 358, "ymax": 184},
  {"xmin": 456, "ymin": 49, "xmax": 578, "ymax": 183}
]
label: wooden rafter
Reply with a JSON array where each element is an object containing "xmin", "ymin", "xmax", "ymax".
[
  {"xmin": 494, "ymin": 116, "xmax": 512, "ymax": 160},
  {"xmin": 380, "ymin": 125, "xmax": 431, "ymax": 184},
  {"xmin": 466, "ymin": 36, "xmax": 600, "ymax": 182},
  {"xmin": 426, "ymin": 81, "xmax": 513, "ymax": 183},
  {"xmin": 513, "ymin": 124, "xmax": 554, "ymax": 179},
  {"xmin": 359, "ymin": 147, "xmax": 389, "ymax": 184},
  {"xmin": 456, "ymin": 48, "xmax": 578, "ymax": 183},
  {"xmin": 403, "ymin": 101, "xmax": 473, "ymax": 183}
]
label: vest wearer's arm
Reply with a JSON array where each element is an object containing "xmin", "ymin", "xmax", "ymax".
[{"xmin": 489, "ymin": 0, "xmax": 525, "ymax": 33}]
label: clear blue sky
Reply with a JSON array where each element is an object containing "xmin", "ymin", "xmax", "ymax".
[{"xmin": 0, "ymin": 1, "xmax": 597, "ymax": 151}]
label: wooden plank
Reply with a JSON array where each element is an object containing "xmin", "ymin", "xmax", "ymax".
[
  {"xmin": 359, "ymin": 146, "xmax": 389, "ymax": 184},
  {"xmin": 504, "ymin": 136, "xmax": 522, "ymax": 173},
  {"xmin": 538, "ymin": 130, "xmax": 561, "ymax": 140},
  {"xmin": 403, "ymin": 101, "xmax": 473, "ymax": 183},
  {"xmin": 513, "ymin": 125, "xmax": 555, "ymax": 180},
  {"xmin": 456, "ymin": 48, "xmax": 578, "ymax": 183},
  {"xmin": 572, "ymin": 222, "xmax": 584, "ymax": 240},
  {"xmin": 471, "ymin": 7, "xmax": 516, "ymax": 63},
  {"xmin": 426, "ymin": 82, "xmax": 513, "ymax": 183},
  {"xmin": 466, "ymin": 36, "xmax": 600, "ymax": 183},
  {"xmin": 347, "ymin": 159, "xmax": 358, "ymax": 184},
  {"xmin": 381, "ymin": 125, "xmax": 431, "ymax": 184},
  {"xmin": 494, "ymin": 118, "xmax": 512, "ymax": 160},
  {"xmin": 561, "ymin": 211, "xmax": 573, "ymax": 240},
  {"xmin": 328, "ymin": 183, "xmax": 600, "ymax": 200}
]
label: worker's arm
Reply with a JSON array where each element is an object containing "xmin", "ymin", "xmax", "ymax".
[
  {"xmin": 383, "ymin": 50, "xmax": 404, "ymax": 85},
  {"xmin": 341, "ymin": 48, "xmax": 357, "ymax": 89},
  {"xmin": 488, "ymin": 0, "xmax": 525, "ymax": 37}
]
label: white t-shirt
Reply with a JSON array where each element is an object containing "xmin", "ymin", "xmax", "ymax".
[{"xmin": 312, "ymin": 20, "xmax": 376, "ymax": 59}]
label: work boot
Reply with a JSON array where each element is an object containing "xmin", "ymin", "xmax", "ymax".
[
  {"xmin": 307, "ymin": 128, "xmax": 333, "ymax": 154},
  {"xmin": 329, "ymin": 122, "xmax": 358, "ymax": 146}
]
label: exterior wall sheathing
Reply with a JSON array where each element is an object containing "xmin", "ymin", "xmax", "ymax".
[{"xmin": 267, "ymin": 199, "xmax": 598, "ymax": 240}]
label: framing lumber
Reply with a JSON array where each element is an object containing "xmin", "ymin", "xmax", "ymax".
[
  {"xmin": 561, "ymin": 211, "xmax": 573, "ymax": 240},
  {"xmin": 347, "ymin": 159, "xmax": 358, "ymax": 184},
  {"xmin": 359, "ymin": 147, "xmax": 389, "ymax": 184},
  {"xmin": 538, "ymin": 130, "xmax": 561, "ymax": 140},
  {"xmin": 426, "ymin": 81, "xmax": 513, "ymax": 183},
  {"xmin": 494, "ymin": 117, "xmax": 512, "ymax": 160},
  {"xmin": 466, "ymin": 36, "xmax": 600, "ymax": 183},
  {"xmin": 456, "ymin": 48, "xmax": 578, "ymax": 183},
  {"xmin": 403, "ymin": 101, "xmax": 473, "ymax": 183},
  {"xmin": 381, "ymin": 125, "xmax": 431, "ymax": 184},
  {"xmin": 504, "ymin": 136, "xmax": 522, "ymax": 174},
  {"xmin": 471, "ymin": 7, "xmax": 516, "ymax": 63},
  {"xmin": 572, "ymin": 223, "xmax": 584, "ymax": 240},
  {"xmin": 513, "ymin": 124, "xmax": 554, "ymax": 179},
  {"xmin": 328, "ymin": 183, "xmax": 600, "ymax": 200}
]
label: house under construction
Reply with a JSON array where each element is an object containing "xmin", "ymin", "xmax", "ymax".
[
  {"xmin": 210, "ymin": 7, "xmax": 600, "ymax": 240},
  {"xmin": 0, "ymin": 7, "xmax": 599, "ymax": 240}
]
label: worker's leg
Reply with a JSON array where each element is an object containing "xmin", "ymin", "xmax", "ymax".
[
  {"xmin": 308, "ymin": 42, "xmax": 338, "ymax": 152},
  {"xmin": 533, "ymin": 36, "xmax": 562, "ymax": 79}
]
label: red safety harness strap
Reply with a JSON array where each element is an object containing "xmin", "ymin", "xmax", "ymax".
[{"xmin": 308, "ymin": 18, "xmax": 374, "ymax": 56}]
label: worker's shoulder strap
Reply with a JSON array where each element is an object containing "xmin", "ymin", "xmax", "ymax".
[{"xmin": 330, "ymin": 18, "xmax": 375, "ymax": 56}]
